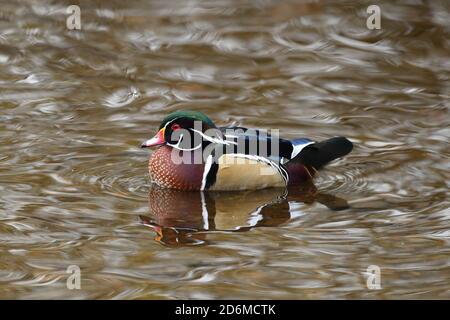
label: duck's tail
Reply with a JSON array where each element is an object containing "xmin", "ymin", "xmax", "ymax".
[{"xmin": 291, "ymin": 137, "xmax": 353, "ymax": 170}]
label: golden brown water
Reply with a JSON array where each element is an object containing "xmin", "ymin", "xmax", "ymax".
[{"xmin": 0, "ymin": 0, "xmax": 449, "ymax": 299}]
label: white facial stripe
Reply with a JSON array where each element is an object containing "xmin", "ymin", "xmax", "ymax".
[
  {"xmin": 143, "ymin": 137, "xmax": 161, "ymax": 147},
  {"xmin": 162, "ymin": 118, "xmax": 177, "ymax": 130},
  {"xmin": 200, "ymin": 192, "xmax": 209, "ymax": 230},
  {"xmin": 167, "ymin": 133, "xmax": 202, "ymax": 151}
]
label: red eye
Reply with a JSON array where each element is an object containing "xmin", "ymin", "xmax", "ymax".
[{"xmin": 171, "ymin": 123, "xmax": 181, "ymax": 131}]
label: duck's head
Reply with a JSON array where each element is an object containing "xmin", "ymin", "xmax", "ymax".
[{"xmin": 141, "ymin": 110, "xmax": 217, "ymax": 150}]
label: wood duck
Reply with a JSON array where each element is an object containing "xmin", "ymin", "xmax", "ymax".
[{"xmin": 141, "ymin": 110, "xmax": 353, "ymax": 191}]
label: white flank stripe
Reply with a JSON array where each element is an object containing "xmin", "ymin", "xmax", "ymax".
[{"xmin": 227, "ymin": 154, "xmax": 289, "ymax": 186}]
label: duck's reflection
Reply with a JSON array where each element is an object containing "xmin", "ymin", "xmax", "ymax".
[{"xmin": 140, "ymin": 182, "xmax": 349, "ymax": 246}]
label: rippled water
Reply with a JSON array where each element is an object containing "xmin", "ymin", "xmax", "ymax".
[{"xmin": 0, "ymin": 0, "xmax": 449, "ymax": 299}]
